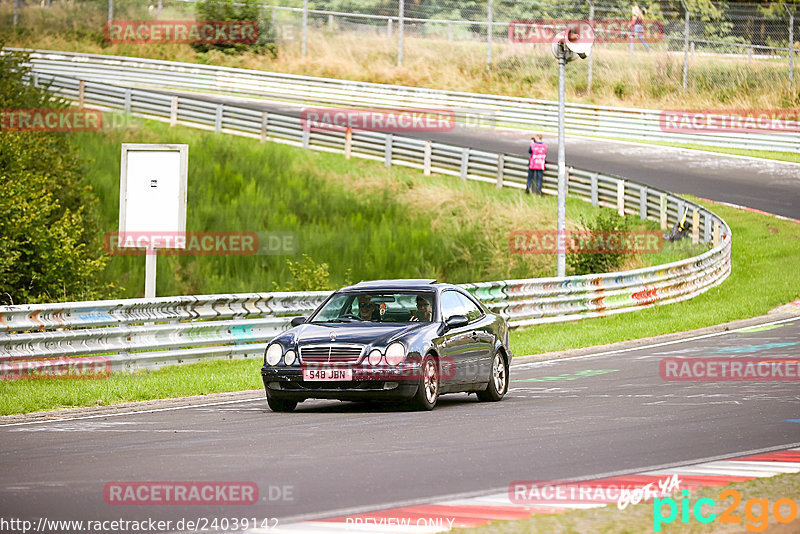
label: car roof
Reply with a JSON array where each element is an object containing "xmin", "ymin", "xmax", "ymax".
[{"xmin": 342, "ymin": 279, "xmax": 442, "ymax": 291}]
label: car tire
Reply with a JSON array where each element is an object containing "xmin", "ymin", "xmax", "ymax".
[
  {"xmin": 267, "ymin": 394, "xmax": 298, "ymax": 412},
  {"xmin": 410, "ymin": 354, "xmax": 439, "ymax": 411},
  {"xmin": 477, "ymin": 351, "xmax": 508, "ymax": 402}
]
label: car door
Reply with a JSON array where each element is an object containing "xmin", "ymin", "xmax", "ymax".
[
  {"xmin": 438, "ymin": 290, "xmax": 473, "ymax": 387},
  {"xmin": 456, "ymin": 292, "xmax": 495, "ymax": 385}
]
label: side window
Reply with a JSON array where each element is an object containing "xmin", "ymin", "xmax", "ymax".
[
  {"xmin": 457, "ymin": 293, "xmax": 483, "ymax": 322},
  {"xmin": 440, "ymin": 291, "xmax": 464, "ymax": 321}
]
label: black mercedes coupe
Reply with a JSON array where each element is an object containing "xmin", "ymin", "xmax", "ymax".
[{"xmin": 261, "ymin": 279, "xmax": 511, "ymax": 411}]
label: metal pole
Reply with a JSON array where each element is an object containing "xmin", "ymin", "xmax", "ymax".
[
  {"xmin": 108, "ymin": 0, "xmax": 113, "ymax": 26},
  {"xmin": 787, "ymin": 5, "xmax": 794, "ymax": 92},
  {"xmin": 301, "ymin": 0, "xmax": 308, "ymax": 57},
  {"xmin": 486, "ymin": 0, "xmax": 493, "ymax": 71},
  {"xmin": 587, "ymin": 0, "xmax": 594, "ymax": 92},
  {"xmin": 13, "ymin": 0, "xmax": 18, "ymax": 26},
  {"xmin": 157, "ymin": 0, "xmax": 162, "ymax": 20},
  {"xmin": 557, "ymin": 48, "xmax": 567, "ymax": 278},
  {"xmin": 397, "ymin": 0, "xmax": 404, "ymax": 67},
  {"xmin": 145, "ymin": 249, "xmax": 157, "ymax": 298},
  {"xmin": 681, "ymin": 0, "xmax": 689, "ymax": 93}
]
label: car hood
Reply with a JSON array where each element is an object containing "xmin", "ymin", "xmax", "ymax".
[{"xmin": 289, "ymin": 322, "xmax": 430, "ymax": 347}]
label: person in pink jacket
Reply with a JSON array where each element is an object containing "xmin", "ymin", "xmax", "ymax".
[{"xmin": 527, "ymin": 134, "xmax": 548, "ymax": 196}]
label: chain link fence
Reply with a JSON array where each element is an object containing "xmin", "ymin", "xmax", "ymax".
[{"xmin": 3, "ymin": 0, "xmax": 798, "ymax": 96}]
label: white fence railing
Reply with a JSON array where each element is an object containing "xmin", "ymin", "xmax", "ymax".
[
  {"xmin": 0, "ymin": 57, "xmax": 731, "ymax": 376},
  {"xmin": 15, "ymin": 49, "xmax": 800, "ymax": 154}
]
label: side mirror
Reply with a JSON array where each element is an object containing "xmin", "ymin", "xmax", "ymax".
[
  {"xmin": 445, "ymin": 315, "xmax": 468, "ymax": 330},
  {"xmin": 290, "ymin": 316, "xmax": 306, "ymax": 327}
]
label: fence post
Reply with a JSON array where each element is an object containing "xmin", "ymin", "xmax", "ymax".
[
  {"xmin": 79, "ymin": 80, "xmax": 85, "ymax": 108},
  {"xmin": 460, "ymin": 147, "xmax": 469, "ymax": 180},
  {"xmin": 345, "ymin": 127, "xmax": 352, "ymax": 158},
  {"xmin": 328, "ymin": 14, "xmax": 334, "ymax": 32},
  {"xmin": 397, "ymin": 0, "xmax": 405, "ymax": 67},
  {"xmin": 170, "ymin": 96, "xmax": 178, "ymax": 126},
  {"xmin": 587, "ymin": 0, "xmax": 594, "ymax": 92},
  {"xmin": 301, "ymin": 0, "xmax": 308, "ymax": 57},
  {"xmin": 387, "ymin": 18, "xmax": 392, "ymax": 38},
  {"xmin": 591, "ymin": 173, "xmax": 598, "ymax": 207},
  {"xmin": 486, "ymin": 0, "xmax": 493, "ymax": 71},
  {"xmin": 639, "ymin": 185, "xmax": 647, "ymax": 219},
  {"xmin": 660, "ymin": 193, "xmax": 668, "ymax": 230},
  {"xmin": 692, "ymin": 208, "xmax": 700, "ymax": 244},
  {"xmin": 787, "ymin": 5, "xmax": 795, "ymax": 92},
  {"xmin": 157, "ymin": 0, "xmax": 162, "ymax": 19},
  {"xmin": 704, "ymin": 213, "xmax": 711, "ymax": 242},
  {"xmin": 261, "ymin": 112, "xmax": 269, "ymax": 143},
  {"xmin": 13, "ymin": 0, "xmax": 18, "ymax": 26},
  {"xmin": 124, "ymin": 88, "xmax": 131, "ymax": 113},
  {"xmin": 681, "ymin": 0, "xmax": 689, "ymax": 93},
  {"xmin": 108, "ymin": 0, "xmax": 113, "ymax": 26},
  {"xmin": 384, "ymin": 134, "xmax": 393, "ymax": 167},
  {"xmin": 214, "ymin": 104, "xmax": 223, "ymax": 133},
  {"xmin": 616, "ymin": 180, "xmax": 625, "ymax": 217},
  {"xmin": 423, "ymin": 141, "xmax": 432, "ymax": 175},
  {"xmin": 496, "ymin": 154, "xmax": 504, "ymax": 188}
]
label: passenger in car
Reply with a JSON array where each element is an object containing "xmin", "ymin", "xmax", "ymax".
[{"xmin": 409, "ymin": 296, "xmax": 432, "ymax": 322}]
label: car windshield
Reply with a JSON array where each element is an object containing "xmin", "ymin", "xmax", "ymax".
[{"xmin": 310, "ymin": 291, "xmax": 436, "ymax": 323}]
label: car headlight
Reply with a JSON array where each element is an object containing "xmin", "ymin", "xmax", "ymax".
[
  {"xmin": 367, "ymin": 349, "xmax": 383, "ymax": 366},
  {"xmin": 385, "ymin": 343, "xmax": 405, "ymax": 366},
  {"xmin": 266, "ymin": 344, "xmax": 283, "ymax": 366},
  {"xmin": 283, "ymin": 350, "xmax": 297, "ymax": 366}
]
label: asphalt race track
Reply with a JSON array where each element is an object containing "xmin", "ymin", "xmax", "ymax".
[
  {"xmin": 2, "ymin": 318, "xmax": 800, "ymax": 530},
  {"xmin": 1, "ymin": 86, "xmax": 799, "ymax": 533}
]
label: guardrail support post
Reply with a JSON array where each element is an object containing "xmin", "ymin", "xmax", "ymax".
[
  {"xmin": 591, "ymin": 173, "xmax": 598, "ymax": 207},
  {"xmin": 214, "ymin": 104, "xmax": 223, "ymax": 134},
  {"xmin": 496, "ymin": 154, "xmax": 504, "ymax": 188},
  {"xmin": 639, "ymin": 186, "xmax": 648, "ymax": 220},
  {"xmin": 704, "ymin": 213, "xmax": 711, "ymax": 242},
  {"xmin": 302, "ymin": 125, "xmax": 310, "ymax": 149},
  {"xmin": 124, "ymin": 88, "xmax": 131, "ymax": 114},
  {"xmin": 170, "ymin": 96, "xmax": 178, "ymax": 126},
  {"xmin": 616, "ymin": 180, "xmax": 625, "ymax": 217},
  {"xmin": 345, "ymin": 127, "xmax": 352, "ymax": 159},
  {"xmin": 423, "ymin": 141, "xmax": 432, "ymax": 175},
  {"xmin": 660, "ymin": 194, "xmax": 668, "ymax": 230},
  {"xmin": 384, "ymin": 134, "xmax": 393, "ymax": 167},
  {"xmin": 78, "ymin": 80, "xmax": 85, "ymax": 108},
  {"xmin": 261, "ymin": 112, "xmax": 269, "ymax": 143},
  {"xmin": 713, "ymin": 220, "xmax": 720, "ymax": 248},
  {"xmin": 460, "ymin": 148, "xmax": 469, "ymax": 180},
  {"xmin": 692, "ymin": 209, "xmax": 700, "ymax": 244}
]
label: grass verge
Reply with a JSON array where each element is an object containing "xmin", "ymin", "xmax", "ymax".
[{"xmin": 453, "ymin": 471, "xmax": 800, "ymax": 533}]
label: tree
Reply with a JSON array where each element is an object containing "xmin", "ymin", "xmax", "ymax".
[
  {"xmin": 0, "ymin": 47, "xmax": 114, "ymax": 305},
  {"xmin": 192, "ymin": 0, "xmax": 278, "ymax": 57}
]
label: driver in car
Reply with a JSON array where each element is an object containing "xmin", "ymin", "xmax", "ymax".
[
  {"xmin": 357, "ymin": 295, "xmax": 380, "ymax": 321},
  {"xmin": 409, "ymin": 296, "xmax": 432, "ymax": 322}
]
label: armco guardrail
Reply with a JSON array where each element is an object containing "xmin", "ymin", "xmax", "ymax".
[
  {"xmin": 0, "ymin": 59, "xmax": 731, "ymax": 376},
  {"xmin": 15, "ymin": 49, "xmax": 800, "ymax": 154}
]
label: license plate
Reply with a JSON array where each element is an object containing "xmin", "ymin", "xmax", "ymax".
[{"xmin": 302, "ymin": 368, "xmax": 353, "ymax": 381}]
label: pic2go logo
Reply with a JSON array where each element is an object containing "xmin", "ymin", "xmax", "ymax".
[{"xmin": 654, "ymin": 489, "xmax": 799, "ymax": 532}]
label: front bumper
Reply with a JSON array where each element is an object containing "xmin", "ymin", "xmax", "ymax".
[{"xmin": 261, "ymin": 366, "xmax": 421, "ymax": 401}]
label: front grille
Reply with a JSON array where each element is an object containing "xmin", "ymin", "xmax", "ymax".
[{"xmin": 300, "ymin": 344, "xmax": 364, "ymax": 364}]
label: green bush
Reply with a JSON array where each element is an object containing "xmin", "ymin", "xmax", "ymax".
[
  {"xmin": 0, "ymin": 48, "xmax": 116, "ymax": 304},
  {"xmin": 192, "ymin": 0, "xmax": 277, "ymax": 57},
  {"xmin": 567, "ymin": 210, "xmax": 635, "ymax": 276}
]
